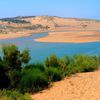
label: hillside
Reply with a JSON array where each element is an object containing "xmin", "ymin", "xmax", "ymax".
[
  {"xmin": 0, "ymin": 16, "xmax": 100, "ymax": 42},
  {"xmin": 17, "ymin": 16, "xmax": 100, "ymax": 30},
  {"xmin": 1, "ymin": 16, "xmax": 100, "ymax": 31}
]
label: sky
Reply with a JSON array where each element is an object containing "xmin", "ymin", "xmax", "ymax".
[{"xmin": 0, "ymin": 0, "xmax": 100, "ymax": 20}]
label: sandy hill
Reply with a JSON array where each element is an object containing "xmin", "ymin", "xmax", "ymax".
[
  {"xmin": 0, "ymin": 16, "xmax": 100, "ymax": 42},
  {"xmin": 20, "ymin": 16, "xmax": 100, "ymax": 30},
  {"xmin": 0, "ymin": 16, "xmax": 100, "ymax": 30}
]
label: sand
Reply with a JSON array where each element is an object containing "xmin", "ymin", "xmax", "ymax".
[
  {"xmin": 0, "ymin": 30, "xmax": 47, "ymax": 40},
  {"xmin": 31, "ymin": 69, "xmax": 100, "ymax": 100},
  {"xmin": 0, "ymin": 33, "xmax": 30, "ymax": 40},
  {"xmin": 1, "ymin": 16, "xmax": 100, "ymax": 42},
  {"xmin": 35, "ymin": 31, "xmax": 100, "ymax": 43}
]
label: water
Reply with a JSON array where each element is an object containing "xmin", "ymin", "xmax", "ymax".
[{"xmin": 0, "ymin": 32, "xmax": 100, "ymax": 62}]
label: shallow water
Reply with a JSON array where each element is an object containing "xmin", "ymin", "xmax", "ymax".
[{"xmin": 0, "ymin": 32, "xmax": 100, "ymax": 62}]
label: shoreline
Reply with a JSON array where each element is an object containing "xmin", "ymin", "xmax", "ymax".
[
  {"xmin": 0, "ymin": 30, "xmax": 48, "ymax": 40},
  {"xmin": 0, "ymin": 30, "xmax": 100, "ymax": 43},
  {"xmin": 35, "ymin": 31, "xmax": 100, "ymax": 43}
]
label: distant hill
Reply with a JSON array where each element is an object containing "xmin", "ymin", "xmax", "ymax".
[{"xmin": 0, "ymin": 16, "xmax": 100, "ymax": 30}]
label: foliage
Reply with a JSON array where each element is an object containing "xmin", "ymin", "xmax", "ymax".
[
  {"xmin": 19, "ymin": 68, "xmax": 48, "ymax": 93},
  {"xmin": 46, "ymin": 67, "xmax": 62, "ymax": 82},
  {"xmin": 2, "ymin": 45, "xmax": 21, "ymax": 71},
  {"xmin": 0, "ymin": 59, "xmax": 10, "ymax": 89},
  {"xmin": 0, "ymin": 45, "xmax": 30, "ymax": 89},
  {"xmin": 0, "ymin": 90, "xmax": 31, "ymax": 100},
  {"xmin": 0, "ymin": 45, "xmax": 100, "ymax": 95},
  {"xmin": 1, "ymin": 18, "xmax": 30, "ymax": 24},
  {"xmin": 45, "ymin": 54, "xmax": 59, "ymax": 67},
  {"xmin": 73, "ymin": 55, "xmax": 99, "ymax": 72},
  {"xmin": 20, "ymin": 49, "xmax": 31, "ymax": 64}
]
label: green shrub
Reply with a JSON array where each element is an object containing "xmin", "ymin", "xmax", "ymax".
[
  {"xmin": 73, "ymin": 55, "xmax": 99, "ymax": 72},
  {"xmin": 19, "ymin": 68, "xmax": 48, "ymax": 93},
  {"xmin": 24, "ymin": 63, "xmax": 45, "ymax": 71},
  {"xmin": 46, "ymin": 67, "xmax": 62, "ymax": 82},
  {"xmin": 45, "ymin": 54, "xmax": 59, "ymax": 67},
  {"xmin": 65, "ymin": 62, "xmax": 77, "ymax": 76},
  {"xmin": 0, "ymin": 90, "xmax": 31, "ymax": 100},
  {"xmin": 98, "ymin": 55, "xmax": 100, "ymax": 65}
]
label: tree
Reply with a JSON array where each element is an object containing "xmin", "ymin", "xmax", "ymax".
[
  {"xmin": 0, "ymin": 57, "xmax": 10, "ymax": 89},
  {"xmin": 20, "ymin": 49, "xmax": 31, "ymax": 65},
  {"xmin": 1, "ymin": 45, "xmax": 30, "ymax": 89},
  {"xmin": 3, "ymin": 45, "xmax": 21, "ymax": 71}
]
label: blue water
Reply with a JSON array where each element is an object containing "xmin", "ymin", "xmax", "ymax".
[{"xmin": 0, "ymin": 32, "xmax": 100, "ymax": 62}]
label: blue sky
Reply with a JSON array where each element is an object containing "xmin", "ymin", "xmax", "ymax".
[{"xmin": 0, "ymin": 0, "xmax": 100, "ymax": 19}]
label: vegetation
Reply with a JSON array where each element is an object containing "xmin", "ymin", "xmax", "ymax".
[
  {"xmin": 0, "ymin": 90, "xmax": 31, "ymax": 100},
  {"xmin": 19, "ymin": 66, "xmax": 48, "ymax": 93},
  {"xmin": 0, "ymin": 18, "xmax": 30, "ymax": 24},
  {"xmin": 0, "ymin": 45, "xmax": 100, "ymax": 99}
]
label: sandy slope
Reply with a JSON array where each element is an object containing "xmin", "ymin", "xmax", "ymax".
[
  {"xmin": 31, "ymin": 70, "xmax": 100, "ymax": 100},
  {"xmin": 23, "ymin": 16, "xmax": 100, "ymax": 30}
]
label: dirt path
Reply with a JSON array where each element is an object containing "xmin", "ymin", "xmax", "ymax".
[{"xmin": 31, "ymin": 70, "xmax": 100, "ymax": 100}]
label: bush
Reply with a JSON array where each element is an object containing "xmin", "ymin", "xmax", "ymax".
[
  {"xmin": 45, "ymin": 54, "xmax": 59, "ymax": 67},
  {"xmin": 24, "ymin": 63, "xmax": 45, "ymax": 72},
  {"xmin": 0, "ymin": 90, "xmax": 31, "ymax": 100},
  {"xmin": 66, "ymin": 62, "xmax": 78, "ymax": 76},
  {"xmin": 46, "ymin": 67, "xmax": 62, "ymax": 82},
  {"xmin": 73, "ymin": 55, "xmax": 99, "ymax": 72},
  {"xmin": 19, "ymin": 68, "xmax": 48, "ymax": 93},
  {"xmin": 63, "ymin": 55, "xmax": 100, "ymax": 76},
  {"xmin": 58, "ymin": 56, "xmax": 71, "ymax": 77},
  {"xmin": 98, "ymin": 55, "xmax": 100, "ymax": 65}
]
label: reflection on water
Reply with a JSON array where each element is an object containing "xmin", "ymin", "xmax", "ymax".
[{"xmin": 0, "ymin": 32, "xmax": 100, "ymax": 62}]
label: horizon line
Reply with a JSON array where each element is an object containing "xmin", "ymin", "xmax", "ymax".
[{"xmin": 0, "ymin": 15, "xmax": 100, "ymax": 21}]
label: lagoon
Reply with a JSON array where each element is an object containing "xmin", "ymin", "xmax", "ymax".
[{"xmin": 0, "ymin": 32, "xmax": 100, "ymax": 62}]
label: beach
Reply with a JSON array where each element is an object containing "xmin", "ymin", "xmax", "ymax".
[
  {"xmin": 0, "ymin": 30, "xmax": 47, "ymax": 40},
  {"xmin": 35, "ymin": 31, "xmax": 100, "ymax": 43}
]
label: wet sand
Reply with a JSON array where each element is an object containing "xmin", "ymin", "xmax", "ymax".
[
  {"xmin": 35, "ymin": 31, "xmax": 100, "ymax": 43},
  {"xmin": 31, "ymin": 69, "xmax": 100, "ymax": 100}
]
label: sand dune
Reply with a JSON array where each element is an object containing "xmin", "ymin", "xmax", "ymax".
[{"xmin": 31, "ymin": 70, "xmax": 100, "ymax": 100}]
